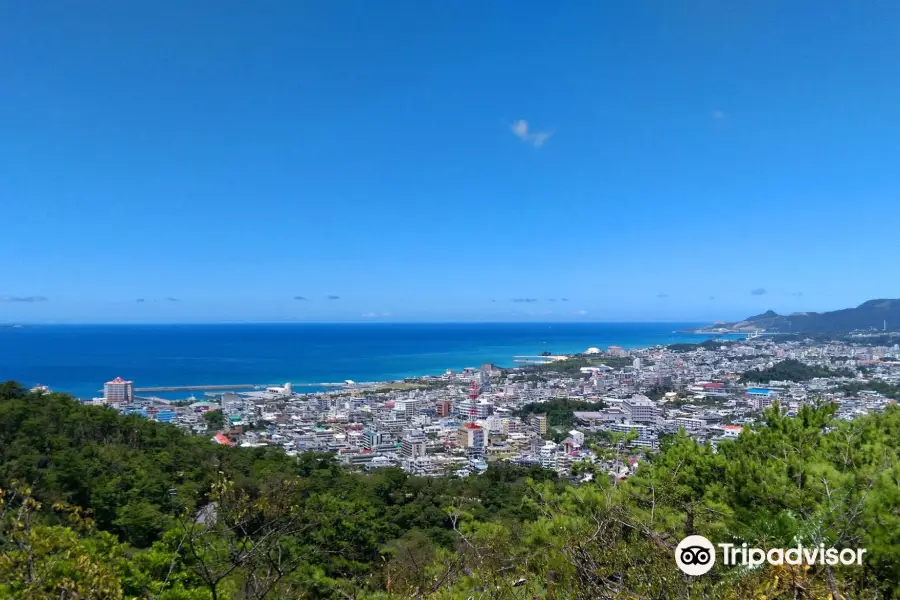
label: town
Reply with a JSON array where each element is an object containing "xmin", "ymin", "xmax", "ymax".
[{"xmin": 76, "ymin": 333, "xmax": 900, "ymax": 483}]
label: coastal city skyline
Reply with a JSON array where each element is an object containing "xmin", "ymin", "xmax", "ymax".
[
  {"xmin": 3, "ymin": 2, "xmax": 900, "ymax": 323},
  {"xmin": 4, "ymin": 323, "xmax": 898, "ymax": 596}
]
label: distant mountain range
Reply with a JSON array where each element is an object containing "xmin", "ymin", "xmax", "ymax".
[{"xmin": 695, "ymin": 299, "xmax": 900, "ymax": 334}]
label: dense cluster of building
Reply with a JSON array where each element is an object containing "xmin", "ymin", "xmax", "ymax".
[{"xmin": 79, "ymin": 335, "xmax": 899, "ymax": 482}]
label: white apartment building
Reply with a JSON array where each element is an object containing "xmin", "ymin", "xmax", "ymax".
[
  {"xmin": 104, "ymin": 377, "xmax": 134, "ymax": 404},
  {"xmin": 623, "ymin": 394, "xmax": 660, "ymax": 424},
  {"xmin": 675, "ymin": 417, "xmax": 704, "ymax": 433}
]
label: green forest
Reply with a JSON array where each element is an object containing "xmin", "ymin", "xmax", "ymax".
[
  {"xmin": 839, "ymin": 380, "xmax": 900, "ymax": 400},
  {"xmin": 739, "ymin": 359, "xmax": 854, "ymax": 383},
  {"xmin": 515, "ymin": 398, "xmax": 604, "ymax": 428},
  {"xmin": 666, "ymin": 340, "xmax": 734, "ymax": 353},
  {"xmin": 526, "ymin": 356, "xmax": 633, "ymax": 377},
  {"xmin": 1, "ymin": 381, "xmax": 898, "ymax": 599}
]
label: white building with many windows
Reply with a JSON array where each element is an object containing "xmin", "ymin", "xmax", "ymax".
[{"xmin": 622, "ymin": 394, "xmax": 660, "ymax": 424}]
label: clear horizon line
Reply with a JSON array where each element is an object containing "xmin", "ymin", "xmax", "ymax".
[{"xmin": 2, "ymin": 319, "xmax": 712, "ymax": 326}]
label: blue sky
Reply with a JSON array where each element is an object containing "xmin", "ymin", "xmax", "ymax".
[{"xmin": 2, "ymin": 1, "xmax": 899, "ymax": 323}]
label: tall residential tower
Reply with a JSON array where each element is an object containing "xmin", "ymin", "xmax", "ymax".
[{"xmin": 104, "ymin": 377, "xmax": 134, "ymax": 405}]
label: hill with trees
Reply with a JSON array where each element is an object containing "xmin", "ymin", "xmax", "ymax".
[
  {"xmin": 1, "ymin": 380, "xmax": 898, "ymax": 599},
  {"xmin": 515, "ymin": 398, "xmax": 605, "ymax": 428},
  {"xmin": 740, "ymin": 358, "xmax": 854, "ymax": 383},
  {"xmin": 667, "ymin": 339, "xmax": 735, "ymax": 353}
]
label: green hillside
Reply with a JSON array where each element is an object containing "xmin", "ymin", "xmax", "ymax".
[{"xmin": 1, "ymin": 381, "xmax": 898, "ymax": 599}]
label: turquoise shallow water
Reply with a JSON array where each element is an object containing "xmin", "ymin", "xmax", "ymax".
[{"xmin": 0, "ymin": 322, "xmax": 729, "ymax": 399}]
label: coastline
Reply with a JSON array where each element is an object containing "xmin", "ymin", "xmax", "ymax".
[{"xmin": 0, "ymin": 322, "xmax": 736, "ymax": 399}]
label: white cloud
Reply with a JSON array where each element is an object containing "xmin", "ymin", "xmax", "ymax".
[
  {"xmin": 574, "ymin": 309, "xmax": 588, "ymax": 315},
  {"xmin": 361, "ymin": 312, "xmax": 378, "ymax": 318},
  {"xmin": 511, "ymin": 119, "xmax": 554, "ymax": 148},
  {"xmin": 511, "ymin": 119, "xmax": 528, "ymax": 137},
  {"xmin": 529, "ymin": 131, "xmax": 553, "ymax": 147}
]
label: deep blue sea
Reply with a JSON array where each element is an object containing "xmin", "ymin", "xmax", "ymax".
[{"xmin": 0, "ymin": 323, "xmax": 726, "ymax": 399}]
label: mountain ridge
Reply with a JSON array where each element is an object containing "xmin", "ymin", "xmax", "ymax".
[{"xmin": 696, "ymin": 298, "xmax": 900, "ymax": 334}]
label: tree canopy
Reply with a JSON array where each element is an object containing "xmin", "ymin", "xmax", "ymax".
[
  {"xmin": 515, "ymin": 397, "xmax": 606, "ymax": 429},
  {"xmin": 1, "ymin": 381, "xmax": 898, "ymax": 599},
  {"xmin": 740, "ymin": 358, "xmax": 854, "ymax": 383}
]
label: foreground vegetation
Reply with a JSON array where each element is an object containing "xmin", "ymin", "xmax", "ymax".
[{"xmin": 1, "ymin": 381, "xmax": 898, "ymax": 599}]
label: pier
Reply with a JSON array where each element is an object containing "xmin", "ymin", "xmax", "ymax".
[
  {"xmin": 134, "ymin": 384, "xmax": 256, "ymax": 392},
  {"xmin": 131, "ymin": 382, "xmax": 351, "ymax": 393}
]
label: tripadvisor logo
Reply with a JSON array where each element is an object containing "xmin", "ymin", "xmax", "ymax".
[
  {"xmin": 676, "ymin": 535, "xmax": 716, "ymax": 576},
  {"xmin": 675, "ymin": 535, "xmax": 867, "ymax": 576}
]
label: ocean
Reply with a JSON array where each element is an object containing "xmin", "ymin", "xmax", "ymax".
[{"xmin": 0, "ymin": 322, "xmax": 727, "ymax": 399}]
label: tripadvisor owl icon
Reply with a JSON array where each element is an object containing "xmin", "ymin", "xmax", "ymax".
[{"xmin": 675, "ymin": 535, "xmax": 716, "ymax": 576}]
